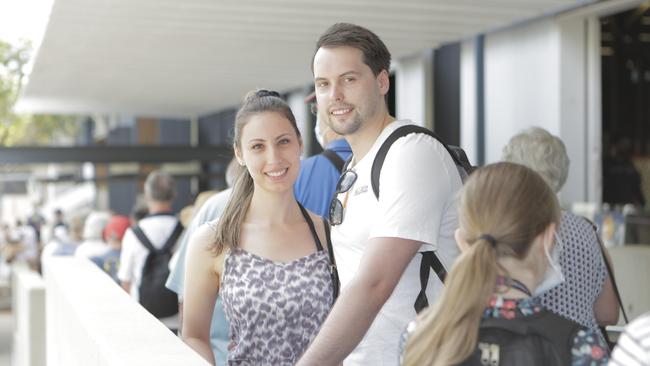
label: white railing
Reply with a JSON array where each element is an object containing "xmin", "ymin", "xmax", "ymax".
[
  {"xmin": 43, "ymin": 257, "xmax": 209, "ymax": 366},
  {"xmin": 12, "ymin": 263, "xmax": 46, "ymax": 366}
]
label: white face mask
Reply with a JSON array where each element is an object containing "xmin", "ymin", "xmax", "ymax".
[
  {"xmin": 314, "ymin": 117, "xmax": 326, "ymax": 149},
  {"xmin": 533, "ymin": 232, "xmax": 565, "ymax": 296}
]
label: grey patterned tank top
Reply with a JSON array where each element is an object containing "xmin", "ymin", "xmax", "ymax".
[{"xmin": 219, "ymin": 205, "xmax": 333, "ymax": 365}]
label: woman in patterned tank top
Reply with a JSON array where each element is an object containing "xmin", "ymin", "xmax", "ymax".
[{"xmin": 182, "ymin": 90, "xmax": 335, "ymax": 365}]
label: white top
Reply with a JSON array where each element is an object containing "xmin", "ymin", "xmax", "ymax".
[
  {"xmin": 75, "ymin": 239, "xmax": 109, "ymax": 259},
  {"xmin": 332, "ymin": 120, "xmax": 462, "ymax": 366},
  {"xmin": 118, "ymin": 214, "xmax": 180, "ymax": 328},
  {"xmin": 610, "ymin": 312, "xmax": 650, "ymax": 366}
]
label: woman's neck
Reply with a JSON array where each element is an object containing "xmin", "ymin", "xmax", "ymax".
[{"xmin": 246, "ymin": 188, "xmax": 301, "ymax": 225}]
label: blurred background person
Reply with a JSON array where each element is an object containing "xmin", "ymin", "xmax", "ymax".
[
  {"xmin": 119, "ymin": 170, "xmax": 182, "ymax": 331},
  {"xmin": 502, "ymin": 127, "xmax": 619, "ymax": 344},
  {"xmin": 91, "ymin": 215, "xmax": 131, "ymax": 283},
  {"xmin": 75, "ymin": 211, "xmax": 111, "ymax": 259}
]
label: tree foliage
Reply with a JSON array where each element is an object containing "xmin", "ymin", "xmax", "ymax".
[{"xmin": 0, "ymin": 39, "xmax": 80, "ymax": 146}]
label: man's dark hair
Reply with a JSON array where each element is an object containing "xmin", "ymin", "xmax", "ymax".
[
  {"xmin": 313, "ymin": 23, "xmax": 391, "ymax": 76},
  {"xmin": 144, "ymin": 170, "xmax": 175, "ymax": 202}
]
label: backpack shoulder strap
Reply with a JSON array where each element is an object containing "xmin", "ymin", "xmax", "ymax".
[
  {"xmin": 161, "ymin": 221, "xmax": 184, "ymax": 253},
  {"xmin": 320, "ymin": 149, "xmax": 345, "ymax": 173},
  {"xmin": 370, "ymin": 124, "xmax": 462, "ymax": 199},
  {"xmin": 414, "ymin": 251, "xmax": 448, "ymax": 313},
  {"xmin": 131, "ymin": 225, "xmax": 155, "ymax": 253}
]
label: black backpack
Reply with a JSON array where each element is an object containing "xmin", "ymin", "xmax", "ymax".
[
  {"xmin": 369, "ymin": 124, "xmax": 475, "ymax": 313},
  {"xmin": 457, "ymin": 310, "xmax": 583, "ymax": 366},
  {"xmin": 131, "ymin": 221, "xmax": 183, "ymax": 319}
]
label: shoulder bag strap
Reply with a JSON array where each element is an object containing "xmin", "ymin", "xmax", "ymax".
[
  {"xmin": 585, "ymin": 218, "xmax": 629, "ymax": 323},
  {"xmin": 297, "ymin": 203, "xmax": 324, "ymax": 252}
]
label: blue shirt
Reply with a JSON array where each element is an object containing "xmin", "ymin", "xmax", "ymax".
[{"xmin": 294, "ymin": 139, "xmax": 352, "ymax": 217}]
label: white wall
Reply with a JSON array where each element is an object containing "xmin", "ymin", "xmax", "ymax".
[
  {"xmin": 460, "ymin": 15, "xmax": 601, "ymax": 206},
  {"xmin": 484, "ymin": 18, "xmax": 561, "ymax": 163},
  {"xmin": 460, "ymin": 40, "xmax": 478, "ymax": 165},
  {"xmin": 43, "ymin": 257, "xmax": 209, "ymax": 366},
  {"xmin": 558, "ymin": 17, "xmax": 590, "ymax": 204},
  {"xmin": 395, "ymin": 50, "xmax": 434, "ymax": 128}
]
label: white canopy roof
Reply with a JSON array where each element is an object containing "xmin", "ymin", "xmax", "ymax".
[{"xmin": 17, "ymin": 0, "xmax": 596, "ymax": 118}]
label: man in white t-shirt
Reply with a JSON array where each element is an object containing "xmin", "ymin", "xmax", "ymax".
[
  {"xmin": 297, "ymin": 23, "xmax": 461, "ymax": 366},
  {"xmin": 118, "ymin": 170, "xmax": 181, "ymax": 329}
]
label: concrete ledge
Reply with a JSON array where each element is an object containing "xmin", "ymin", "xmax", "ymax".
[
  {"xmin": 12, "ymin": 262, "xmax": 46, "ymax": 366},
  {"xmin": 43, "ymin": 257, "xmax": 209, "ymax": 366}
]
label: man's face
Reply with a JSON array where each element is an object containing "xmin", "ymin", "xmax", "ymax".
[{"xmin": 313, "ymin": 46, "xmax": 388, "ymax": 136}]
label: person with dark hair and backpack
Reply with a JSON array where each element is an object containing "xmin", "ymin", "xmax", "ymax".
[
  {"xmin": 118, "ymin": 170, "xmax": 182, "ymax": 331},
  {"xmin": 402, "ymin": 163, "xmax": 609, "ymax": 366}
]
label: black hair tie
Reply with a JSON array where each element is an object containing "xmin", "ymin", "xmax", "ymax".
[
  {"xmin": 256, "ymin": 89, "xmax": 280, "ymax": 98},
  {"xmin": 478, "ymin": 234, "xmax": 497, "ymax": 248}
]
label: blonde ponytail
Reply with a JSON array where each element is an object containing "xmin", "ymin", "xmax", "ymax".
[{"xmin": 403, "ymin": 162, "xmax": 560, "ymax": 366}]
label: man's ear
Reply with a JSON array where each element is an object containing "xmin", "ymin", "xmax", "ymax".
[
  {"xmin": 377, "ymin": 69, "xmax": 390, "ymax": 96},
  {"xmin": 455, "ymin": 228, "xmax": 470, "ymax": 252}
]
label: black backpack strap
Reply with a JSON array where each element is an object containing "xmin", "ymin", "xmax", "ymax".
[
  {"xmin": 321, "ymin": 149, "xmax": 345, "ymax": 173},
  {"xmin": 370, "ymin": 125, "xmax": 462, "ymax": 313},
  {"xmin": 162, "ymin": 221, "xmax": 184, "ymax": 253},
  {"xmin": 414, "ymin": 251, "xmax": 448, "ymax": 313},
  {"xmin": 322, "ymin": 217, "xmax": 340, "ymax": 301},
  {"xmin": 131, "ymin": 225, "xmax": 155, "ymax": 252},
  {"xmin": 132, "ymin": 221, "xmax": 183, "ymax": 254},
  {"xmin": 370, "ymin": 124, "xmax": 462, "ymax": 199}
]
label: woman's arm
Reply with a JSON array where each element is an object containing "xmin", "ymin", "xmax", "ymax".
[
  {"xmin": 594, "ymin": 246, "xmax": 620, "ymax": 325},
  {"xmin": 181, "ymin": 224, "xmax": 221, "ymax": 365}
]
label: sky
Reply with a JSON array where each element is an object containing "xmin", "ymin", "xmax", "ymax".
[{"xmin": 0, "ymin": 0, "xmax": 54, "ymax": 46}]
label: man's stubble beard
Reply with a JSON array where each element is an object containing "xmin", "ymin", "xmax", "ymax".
[{"xmin": 327, "ymin": 110, "xmax": 363, "ymax": 136}]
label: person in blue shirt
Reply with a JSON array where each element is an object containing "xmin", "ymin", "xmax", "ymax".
[
  {"xmin": 294, "ymin": 93, "xmax": 352, "ymax": 217},
  {"xmin": 166, "ymin": 106, "xmax": 350, "ymax": 363}
]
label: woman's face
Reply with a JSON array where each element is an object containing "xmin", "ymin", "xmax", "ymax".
[{"xmin": 235, "ymin": 111, "xmax": 302, "ymax": 194}]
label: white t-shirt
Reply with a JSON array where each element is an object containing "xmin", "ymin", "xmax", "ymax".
[
  {"xmin": 332, "ymin": 120, "xmax": 462, "ymax": 366},
  {"xmin": 118, "ymin": 213, "xmax": 180, "ymax": 327}
]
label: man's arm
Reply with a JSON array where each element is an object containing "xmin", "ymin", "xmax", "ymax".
[{"xmin": 297, "ymin": 236, "xmax": 421, "ymax": 365}]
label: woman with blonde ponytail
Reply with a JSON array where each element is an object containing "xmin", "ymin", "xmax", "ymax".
[
  {"xmin": 402, "ymin": 162, "xmax": 608, "ymax": 366},
  {"xmin": 181, "ymin": 90, "xmax": 335, "ymax": 365}
]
